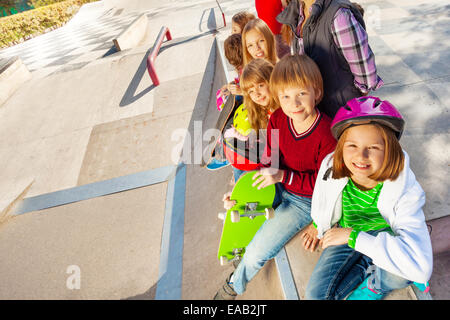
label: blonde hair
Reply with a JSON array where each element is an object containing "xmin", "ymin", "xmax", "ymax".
[
  {"xmin": 269, "ymin": 54, "xmax": 323, "ymax": 105},
  {"xmin": 240, "ymin": 59, "xmax": 278, "ymax": 132},
  {"xmin": 242, "ymin": 19, "xmax": 278, "ymax": 66},
  {"xmin": 332, "ymin": 123, "xmax": 405, "ymax": 181},
  {"xmin": 232, "ymin": 11, "xmax": 256, "ymax": 33}
]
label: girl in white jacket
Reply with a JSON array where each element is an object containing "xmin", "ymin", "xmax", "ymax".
[{"xmin": 302, "ymin": 96, "xmax": 433, "ymax": 300}]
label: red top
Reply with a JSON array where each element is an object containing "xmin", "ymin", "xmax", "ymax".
[
  {"xmin": 259, "ymin": 108, "xmax": 337, "ymax": 198},
  {"xmin": 255, "ymin": 0, "xmax": 283, "ymax": 35}
]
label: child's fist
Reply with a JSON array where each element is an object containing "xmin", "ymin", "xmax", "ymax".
[{"xmin": 222, "ymin": 191, "xmax": 236, "ymax": 210}]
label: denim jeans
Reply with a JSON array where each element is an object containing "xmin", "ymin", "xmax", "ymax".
[
  {"xmin": 232, "ymin": 167, "xmax": 246, "ymax": 182},
  {"xmin": 231, "ymin": 185, "xmax": 312, "ymax": 295},
  {"xmin": 305, "ymin": 229, "xmax": 412, "ymax": 300}
]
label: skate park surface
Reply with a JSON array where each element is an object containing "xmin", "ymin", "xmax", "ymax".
[{"xmin": 0, "ymin": 0, "xmax": 448, "ymax": 300}]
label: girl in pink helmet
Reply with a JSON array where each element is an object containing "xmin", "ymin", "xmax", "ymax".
[{"xmin": 302, "ymin": 96, "xmax": 433, "ymax": 300}]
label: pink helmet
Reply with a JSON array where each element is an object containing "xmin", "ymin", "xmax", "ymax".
[{"xmin": 331, "ymin": 96, "xmax": 405, "ymax": 139}]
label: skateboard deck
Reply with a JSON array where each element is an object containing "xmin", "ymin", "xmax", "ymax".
[
  {"xmin": 217, "ymin": 171, "xmax": 276, "ymax": 265},
  {"xmin": 201, "ymin": 93, "xmax": 239, "ymax": 167}
]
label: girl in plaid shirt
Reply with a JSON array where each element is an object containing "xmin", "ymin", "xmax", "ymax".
[{"xmin": 277, "ymin": 0, "xmax": 384, "ymax": 118}]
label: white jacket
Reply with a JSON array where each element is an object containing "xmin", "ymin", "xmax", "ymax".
[{"xmin": 311, "ymin": 151, "xmax": 433, "ymax": 283}]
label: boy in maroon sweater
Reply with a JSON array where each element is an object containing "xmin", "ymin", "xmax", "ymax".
[{"xmin": 215, "ymin": 54, "xmax": 336, "ymax": 300}]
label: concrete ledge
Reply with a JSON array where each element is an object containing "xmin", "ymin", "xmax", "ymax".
[
  {"xmin": 13, "ymin": 166, "xmax": 175, "ymax": 216},
  {"xmin": 0, "ymin": 57, "xmax": 31, "ymax": 107},
  {"xmin": 113, "ymin": 13, "xmax": 148, "ymax": 51}
]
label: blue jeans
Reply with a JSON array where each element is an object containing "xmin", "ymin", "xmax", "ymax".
[
  {"xmin": 305, "ymin": 229, "xmax": 412, "ymax": 300},
  {"xmin": 231, "ymin": 185, "xmax": 312, "ymax": 295},
  {"xmin": 232, "ymin": 167, "xmax": 246, "ymax": 182}
]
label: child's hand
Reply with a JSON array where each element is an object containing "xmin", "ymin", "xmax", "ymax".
[
  {"xmin": 301, "ymin": 223, "xmax": 321, "ymax": 252},
  {"xmin": 222, "ymin": 191, "xmax": 236, "ymax": 210},
  {"xmin": 227, "ymin": 83, "xmax": 242, "ymax": 96},
  {"xmin": 224, "ymin": 126, "xmax": 249, "ymax": 141},
  {"xmin": 220, "ymin": 84, "xmax": 230, "ymax": 98},
  {"xmin": 251, "ymin": 168, "xmax": 285, "ymax": 189},
  {"xmin": 321, "ymin": 227, "xmax": 353, "ymax": 249}
]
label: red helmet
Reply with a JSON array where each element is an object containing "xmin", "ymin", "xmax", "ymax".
[{"xmin": 331, "ymin": 96, "xmax": 405, "ymax": 139}]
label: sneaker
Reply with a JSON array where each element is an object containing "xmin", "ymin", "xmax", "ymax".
[
  {"xmin": 206, "ymin": 158, "xmax": 230, "ymax": 171},
  {"xmin": 346, "ymin": 276, "xmax": 385, "ymax": 300},
  {"xmin": 232, "ymin": 256, "xmax": 241, "ymax": 269},
  {"xmin": 213, "ymin": 273, "xmax": 237, "ymax": 300},
  {"xmin": 413, "ymin": 281, "xmax": 430, "ymax": 293}
]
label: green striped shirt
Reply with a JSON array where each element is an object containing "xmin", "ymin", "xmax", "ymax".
[{"xmin": 340, "ymin": 179, "xmax": 391, "ymax": 248}]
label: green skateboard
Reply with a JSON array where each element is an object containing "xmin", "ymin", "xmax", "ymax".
[{"xmin": 217, "ymin": 171, "xmax": 276, "ymax": 266}]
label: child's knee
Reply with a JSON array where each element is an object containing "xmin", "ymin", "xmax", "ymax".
[
  {"xmin": 305, "ymin": 282, "xmax": 329, "ymax": 300},
  {"xmin": 242, "ymin": 247, "xmax": 268, "ymax": 270}
]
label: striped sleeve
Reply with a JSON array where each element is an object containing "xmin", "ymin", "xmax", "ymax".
[
  {"xmin": 331, "ymin": 8, "xmax": 383, "ymax": 93},
  {"xmin": 348, "ymin": 229, "xmax": 360, "ymax": 248}
]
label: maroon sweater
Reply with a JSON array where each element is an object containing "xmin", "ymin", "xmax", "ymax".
[{"xmin": 260, "ymin": 108, "xmax": 337, "ymax": 198}]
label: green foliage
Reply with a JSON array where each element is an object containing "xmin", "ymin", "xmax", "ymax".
[
  {"xmin": 0, "ymin": 0, "xmax": 33, "ymax": 16},
  {"xmin": 0, "ymin": 0, "xmax": 98, "ymax": 48},
  {"xmin": 0, "ymin": 1, "xmax": 17, "ymax": 8}
]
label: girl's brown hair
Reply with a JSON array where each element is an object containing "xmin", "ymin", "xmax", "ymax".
[
  {"xmin": 240, "ymin": 59, "xmax": 279, "ymax": 132},
  {"xmin": 224, "ymin": 34, "xmax": 243, "ymax": 71},
  {"xmin": 269, "ymin": 54, "xmax": 323, "ymax": 105},
  {"xmin": 242, "ymin": 19, "xmax": 278, "ymax": 66},
  {"xmin": 232, "ymin": 11, "xmax": 256, "ymax": 32},
  {"xmin": 332, "ymin": 122, "xmax": 405, "ymax": 181}
]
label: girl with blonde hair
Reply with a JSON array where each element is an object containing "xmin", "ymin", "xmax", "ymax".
[
  {"xmin": 221, "ymin": 58, "xmax": 278, "ymax": 183},
  {"xmin": 239, "ymin": 58, "xmax": 278, "ymax": 133},
  {"xmin": 241, "ymin": 18, "xmax": 278, "ymax": 67}
]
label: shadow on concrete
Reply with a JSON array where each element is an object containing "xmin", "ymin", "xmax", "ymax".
[
  {"xmin": 118, "ymin": 46, "xmax": 155, "ymax": 107},
  {"xmin": 125, "ymin": 283, "xmax": 157, "ymax": 300},
  {"xmin": 199, "ymin": 8, "xmax": 217, "ymax": 32},
  {"xmin": 102, "ymin": 45, "xmax": 118, "ymax": 58},
  {"xmin": 177, "ymin": 39, "xmax": 222, "ymax": 166}
]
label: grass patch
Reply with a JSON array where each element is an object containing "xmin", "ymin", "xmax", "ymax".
[{"xmin": 0, "ymin": 0, "xmax": 99, "ymax": 49}]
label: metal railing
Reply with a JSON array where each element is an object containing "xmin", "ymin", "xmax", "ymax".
[
  {"xmin": 146, "ymin": 26, "xmax": 172, "ymax": 86},
  {"xmin": 216, "ymin": 0, "xmax": 226, "ymax": 27}
]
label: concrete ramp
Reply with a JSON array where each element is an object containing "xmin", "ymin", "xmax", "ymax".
[{"xmin": 0, "ymin": 0, "xmax": 446, "ymax": 300}]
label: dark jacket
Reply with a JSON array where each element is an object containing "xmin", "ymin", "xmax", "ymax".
[{"xmin": 277, "ymin": 0, "xmax": 366, "ymax": 118}]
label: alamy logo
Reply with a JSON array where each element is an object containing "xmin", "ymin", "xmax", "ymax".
[
  {"xmin": 170, "ymin": 121, "xmax": 280, "ymax": 167},
  {"xmin": 66, "ymin": 265, "xmax": 81, "ymax": 290}
]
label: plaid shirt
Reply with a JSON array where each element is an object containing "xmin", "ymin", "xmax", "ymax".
[
  {"xmin": 296, "ymin": 7, "xmax": 383, "ymax": 93},
  {"xmin": 331, "ymin": 8, "xmax": 383, "ymax": 93}
]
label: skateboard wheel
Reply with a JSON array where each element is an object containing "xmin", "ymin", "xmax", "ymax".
[
  {"xmin": 265, "ymin": 208, "xmax": 275, "ymax": 220},
  {"xmin": 220, "ymin": 256, "xmax": 228, "ymax": 266},
  {"xmin": 231, "ymin": 210, "xmax": 240, "ymax": 223},
  {"xmin": 218, "ymin": 212, "xmax": 226, "ymax": 220}
]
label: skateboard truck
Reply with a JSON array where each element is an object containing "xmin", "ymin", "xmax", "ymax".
[
  {"xmin": 220, "ymin": 248, "xmax": 244, "ymax": 266},
  {"xmin": 245, "ymin": 202, "xmax": 258, "ymax": 217},
  {"xmin": 230, "ymin": 202, "xmax": 275, "ymax": 223}
]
